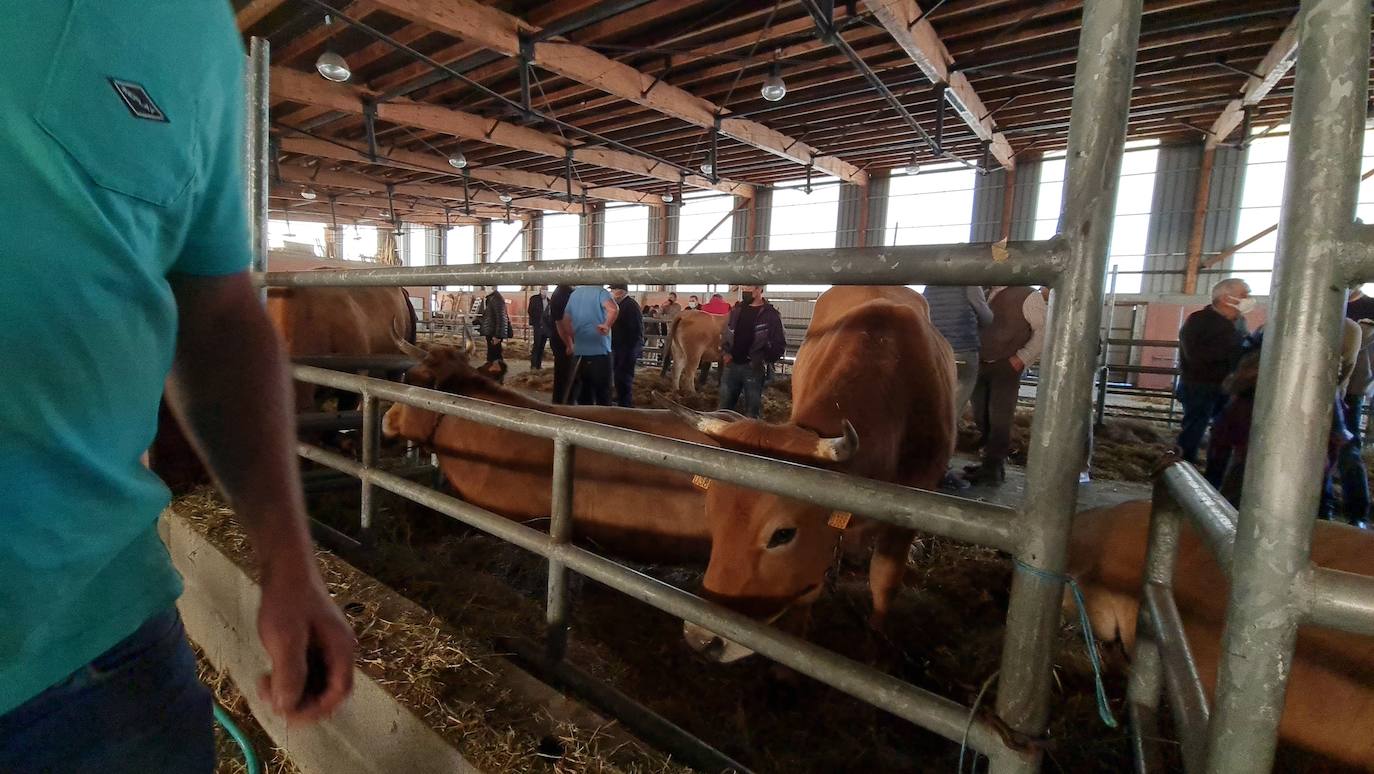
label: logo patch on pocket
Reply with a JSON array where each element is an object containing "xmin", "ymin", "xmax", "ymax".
[{"xmin": 109, "ymin": 78, "xmax": 168, "ymax": 123}]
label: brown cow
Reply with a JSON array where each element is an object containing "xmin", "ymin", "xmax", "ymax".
[
  {"xmin": 1071, "ymin": 498, "xmax": 1374, "ymax": 769},
  {"xmin": 665, "ymin": 286, "xmax": 956, "ymax": 661},
  {"xmin": 382, "ymin": 341, "xmax": 724, "ymax": 563},
  {"xmin": 266, "ymin": 285, "xmax": 417, "ymax": 411},
  {"xmin": 665, "ymin": 309, "xmax": 728, "ymax": 393}
]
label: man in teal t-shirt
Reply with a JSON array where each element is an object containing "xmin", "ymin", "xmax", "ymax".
[{"xmin": 0, "ymin": 3, "xmax": 354, "ymax": 770}]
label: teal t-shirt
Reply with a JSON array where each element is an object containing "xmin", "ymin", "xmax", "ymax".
[
  {"xmin": 0, "ymin": 0, "xmax": 252, "ymax": 714},
  {"xmin": 568, "ymin": 286, "xmax": 614, "ymax": 356}
]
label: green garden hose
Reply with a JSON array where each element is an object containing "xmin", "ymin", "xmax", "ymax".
[{"xmin": 213, "ymin": 702, "xmax": 262, "ymax": 774}]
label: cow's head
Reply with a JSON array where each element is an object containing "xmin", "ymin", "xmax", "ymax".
[
  {"xmin": 382, "ymin": 334, "xmax": 497, "ymax": 443},
  {"xmin": 659, "ymin": 396, "xmax": 858, "ymax": 662}
]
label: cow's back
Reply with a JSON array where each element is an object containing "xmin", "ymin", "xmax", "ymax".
[
  {"xmin": 266, "ymin": 287, "xmax": 413, "ymax": 356},
  {"xmin": 790, "ymin": 286, "xmax": 954, "ymax": 487},
  {"xmin": 1071, "ymin": 500, "xmax": 1374, "ymax": 767}
]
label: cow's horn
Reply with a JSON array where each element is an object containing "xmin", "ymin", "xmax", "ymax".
[
  {"xmin": 814, "ymin": 420, "xmax": 859, "ymax": 462},
  {"xmin": 391, "ymin": 320, "xmax": 428, "ymax": 360},
  {"xmin": 653, "ymin": 391, "xmax": 737, "ymax": 437}
]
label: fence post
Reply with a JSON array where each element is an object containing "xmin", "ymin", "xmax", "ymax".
[
  {"xmin": 990, "ymin": 1, "xmax": 1143, "ymax": 770},
  {"xmin": 546, "ymin": 439, "xmax": 576, "ymax": 661},
  {"xmin": 360, "ymin": 392, "xmax": 380, "ymax": 535},
  {"xmin": 1204, "ymin": 0, "xmax": 1369, "ymax": 770},
  {"xmin": 1127, "ymin": 480, "xmax": 1184, "ymax": 773},
  {"xmin": 243, "ymin": 37, "xmax": 270, "ymax": 297}
]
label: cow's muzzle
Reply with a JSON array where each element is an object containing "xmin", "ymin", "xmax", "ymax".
[{"xmin": 683, "ymin": 583, "xmax": 821, "ymax": 663}]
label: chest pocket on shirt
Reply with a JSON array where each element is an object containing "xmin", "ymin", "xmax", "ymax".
[{"xmin": 33, "ymin": 0, "xmax": 199, "ymax": 208}]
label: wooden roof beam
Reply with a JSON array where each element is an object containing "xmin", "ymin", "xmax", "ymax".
[
  {"xmin": 864, "ymin": 0, "xmax": 1014, "ymax": 169},
  {"xmin": 1207, "ymin": 15, "xmax": 1298, "ymax": 149},
  {"xmin": 364, "ymin": 0, "xmax": 867, "ymax": 185},
  {"xmin": 277, "ymin": 163, "xmax": 586, "ymax": 214},
  {"xmin": 269, "ymin": 66, "xmax": 751, "ymax": 196},
  {"xmin": 277, "ymin": 136, "xmax": 663, "ymax": 206},
  {"xmin": 237, "ymin": 0, "xmax": 289, "ymax": 30}
]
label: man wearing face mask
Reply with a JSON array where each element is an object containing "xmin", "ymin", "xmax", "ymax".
[
  {"xmin": 1177, "ymin": 278, "xmax": 1254, "ymax": 466},
  {"xmin": 719, "ymin": 285, "xmax": 786, "ymax": 418}
]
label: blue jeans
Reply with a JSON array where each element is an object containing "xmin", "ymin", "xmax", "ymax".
[
  {"xmin": 719, "ymin": 361, "xmax": 769, "ymax": 418},
  {"xmin": 1176, "ymin": 382, "xmax": 1227, "ymax": 465},
  {"xmin": 0, "ymin": 608, "xmax": 214, "ymax": 774}
]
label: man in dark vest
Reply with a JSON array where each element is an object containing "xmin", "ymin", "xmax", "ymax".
[
  {"xmin": 609, "ymin": 284, "xmax": 644, "ymax": 407},
  {"xmin": 547, "ymin": 284, "xmax": 575, "ymax": 403},
  {"xmin": 1176, "ymin": 278, "xmax": 1252, "ymax": 465},
  {"xmin": 965, "ymin": 285, "xmax": 1048, "ymax": 486}
]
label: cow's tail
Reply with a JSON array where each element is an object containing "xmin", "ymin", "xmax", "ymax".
[
  {"xmin": 660, "ymin": 315, "xmax": 681, "ymax": 377},
  {"xmin": 401, "ymin": 289, "xmax": 418, "ymax": 344}
]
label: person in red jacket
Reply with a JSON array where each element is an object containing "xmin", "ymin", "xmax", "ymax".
[{"xmin": 701, "ymin": 293, "xmax": 732, "ymax": 316}]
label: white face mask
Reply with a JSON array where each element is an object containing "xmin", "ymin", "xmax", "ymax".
[{"xmin": 1230, "ymin": 296, "xmax": 1257, "ymax": 315}]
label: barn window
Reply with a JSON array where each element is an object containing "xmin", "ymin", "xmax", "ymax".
[
  {"xmin": 267, "ymin": 219, "xmax": 326, "ymax": 255},
  {"xmin": 885, "ymin": 163, "xmax": 977, "ymax": 247},
  {"xmin": 1033, "ymin": 154, "xmax": 1068, "ymax": 241},
  {"xmin": 341, "ymin": 224, "xmax": 378, "ymax": 262},
  {"xmin": 603, "ymin": 204, "xmax": 650, "ymax": 258},
  {"xmin": 542, "ymin": 212, "xmax": 581, "ymax": 260},
  {"xmin": 443, "ymin": 225, "xmax": 476, "ymax": 291},
  {"xmin": 489, "ymin": 219, "xmax": 525, "ymax": 292},
  {"xmin": 770, "ymin": 177, "xmax": 841, "ymax": 293}
]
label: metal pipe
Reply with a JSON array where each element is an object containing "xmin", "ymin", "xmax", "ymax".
[
  {"xmin": 1205, "ymin": 1, "xmax": 1370, "ymax": 770},
  {"xmin": 295, "ymin": 411, "xmax": 364, "ymax": 433},
  {"xmin": 293, "ymin": 366, "xmax": 1022, "ymax": 552},
  {"xmin": 1096, "ymin": 266, "xmax": 1120, "ymax": 428},
  {"xmin": 293, "ymin": 442, "xmax": 1028, "ymax": 763},
  {"xmin": 990, "ymin": 1, "xmax": 1143, "ymax": 771},
  {"xmin": 1340, "ymin": 223, "xmax": 1374, "ymax": 283},
  {"xmin": 244, "ymin": 37, "xmax": 270, "ymax": 291},
  {"xmin": 1144, "ymin": 582, "xmax": 1210, "ymax": 772},
  {"xmin": 1126, "ymin": 485, "xmax": 1182, "ymax": 774},
  {"xmin": 1158, "ymin": 461, "xmax": 1237, "ymax": 575},
  {"xmin": 360, "ymin": 392, "xmax": 380, "ymax": 532},
  {"xmin": 261, "ymin": 240, "xmax": 1066, "ymax": 289},
  {"xmin": 1301, "ymin": 566, "xmax": 1374, "ymax": 637},
  {"xmin": 546, "ymin": 439, "xmax": 575, "ymax": 662}
]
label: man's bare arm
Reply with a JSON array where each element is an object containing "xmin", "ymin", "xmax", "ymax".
[{"xmin": 165, "ymin": 271, "xmax": 354, "ymax": 725}]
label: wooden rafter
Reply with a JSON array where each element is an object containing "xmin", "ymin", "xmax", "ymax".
[
  {"xmin": 363, "ymin": 0, "xmax": 868, "ymax": 185},
  {"xmin": 277, "ymin": 163, "xmax": 585, "ymax": 213},
  {"xmin": 270, "ymin": 67, "xmax": 752, "ymax": 196},
  {"xmin": 236, "ymin": 0, "xmax": 288, "ymax": 30},
  {"xmin": 1207, "ymin": 15, "xmax": 1298, "ymax": 148},
  {"xmin": 865, "ymin": 0, "xmax": 1014, "ymax": 169},
  {"xmin": 277, "ymin": 136, "xmax": 664, "ymax": 206}
]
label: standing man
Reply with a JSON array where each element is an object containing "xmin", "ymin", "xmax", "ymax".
[
  {"xmin": 686, "ymin": 295, "xmax": 701, "ymax": 311},
  {"xmin": 564, "ymin": 285, "xmax": 619, "ymax": 406},
  {"xmin": 478, "ymin": 286, "xmax": 512, "ymax": 363},
  {"xmin": 719, "ymin": 285, "xmax": 787, "ymax": 418},
  {"xmin": 609, "ymin": 285, "xmax": 645, "ymax": 407},
  {"xmin": 548, "ymin": 284, "xmax": 575, "ymax": 403},
  {"xmin": 923, "ymin": 286, "xmax": 994, "ymax": 418},
  {"xmin": 661, "ymin": 292, "xmax": 683, "ymax": 320},
  {"xmin": 0, "ymin": 5, "xmax": 354, "ymax": 772},
  {"xmin": 527, "ymin": 286, "xmax": 549, "ymax": 370},
  {"xmin": 964, "ymin": 285, "xmax": 1049, "ymax": 486},
  {"xmin": 1176, "ymin": 278, "xmax": 1253, "ymax": 466}
]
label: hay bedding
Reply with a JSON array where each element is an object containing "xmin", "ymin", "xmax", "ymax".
[{"xmin": 173, "ymin": 491, "xmax": 690, "ymax": 774}]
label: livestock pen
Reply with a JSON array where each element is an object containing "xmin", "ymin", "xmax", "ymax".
[{"xmin": 172, "ymin": 0, "xmax": 1374, "ymax": 772}]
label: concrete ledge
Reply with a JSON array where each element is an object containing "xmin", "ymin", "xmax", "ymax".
[{"xmin": 162, "ymin": 515, "xmax": 479, "ymax": 774}]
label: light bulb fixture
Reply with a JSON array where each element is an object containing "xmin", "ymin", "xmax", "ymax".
[
  {"xmin": 447, "ymin": 151, "xmax": 468, "ymax": 169},
  {"xmin": 661, "ymin": 193, "xmax": 674, "ymax": 203},
  {"xmin": 700, "ymin": 161, "xmax": 714, "ymax": 176},
  {"xmin": 498, "ymin": 193, "xmax": 513, "ymax": 203},
  {"xmin": 314, "ymin": 16, "xmax": 351, "ymax": 82},
  {"xmin": 904, "ymin": 160, "xmax": 922, "ymax": 176},
  {"xmin": 299, "ymin": 187, "xmax": 317, "ymax": 200},
  {"xmin": 760, "ymin": 62, "xmax": 787, "ymax": 103}
]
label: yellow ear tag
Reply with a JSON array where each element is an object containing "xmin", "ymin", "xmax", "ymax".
[
  {"xmin": 692, "ymin": 475, "xmax": 712, "ymax": 491},
  {"xmin": 828, "ymin": 511, "xmax": 852, "ymax": 530}
]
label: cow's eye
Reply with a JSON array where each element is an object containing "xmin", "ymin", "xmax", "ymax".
[{"xmin": 766, "ymin": 527, "xmax": 797, "ymax": 549}]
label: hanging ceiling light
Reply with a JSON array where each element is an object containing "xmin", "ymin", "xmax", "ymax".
[
  {"xmin": 700, "ymin": 161, "xmax": 714, "ymax": 176},
  {"xmin": 314, "ymin": 16, "xmax": 352, "ymax": 83},
  {"xmin": 903, "ymin": 148, "xmax": 922, "ymax": 176},
  {"xmin": 661, "ymin": 193, "xmax": 674, "ymax": 203},
  {"xmin": 760, "ymin": 61, "xmax": 787, "ymax": 103},
  {"xmin": 498, "ymin": 193, "xmax": 513, "ymax": 203},
  {"xmin": 299, "ymin": 187, "xmax": 317, "ymax": 200},
  {"xmin": 447, "ymin": 150, "xmax": 468, "ymax": 169}
]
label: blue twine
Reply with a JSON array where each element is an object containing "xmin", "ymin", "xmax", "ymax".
[{"xmin": 1014, "ymin": 558, "xmax": 1119, "ymax": 729}]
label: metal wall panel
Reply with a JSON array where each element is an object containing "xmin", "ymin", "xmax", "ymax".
[
  {"xmin": 866, "ymin": 172, "xmax": 890, "ymax": 247},
  {"xmin": 1203, "ymin": 145, "xmax": 1246, "ymax": 280},
  {"xmin": 1007, "ymin": 160, "xmax": 1041, "ymax": 242},
  {"xmin": 837, "ymin": 182, "xmax": 864, "ymax": 247},
  {"xmin": 732, "ymin": 189, "xmax": 772, "ymax": 251},
  {"xmin": 1141, "ymin": 143, "xmax": 1202, "ymax": 294},
  {"xmin": 970, "ymin": 169, "xmax": 1006, "ymax": 243}
]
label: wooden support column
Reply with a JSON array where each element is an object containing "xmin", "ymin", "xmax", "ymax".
[
  {"xmin": 998, "ymin": 165, "xmax": 1018, "ymax": 243},
  {"xmin": 856, "ymin": 184, "xmax": 871, "ymax": 248},
  {"xmin": 1183, "ymin": 147, "xmax": 1217, "ymax": 295}
]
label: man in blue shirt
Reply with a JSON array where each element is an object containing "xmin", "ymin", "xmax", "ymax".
[
  {"xmin": 0, "ymin": 3, "xmax": 355, "ymax": 771},
  {"xmin": 561, "ymin": 285, "xmax": 619, "ymax": 406}
]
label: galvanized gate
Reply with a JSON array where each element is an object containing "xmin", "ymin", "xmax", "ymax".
[{"xmin": 241, "ymin": 0, "xmax": 1374, "ymax": 770}]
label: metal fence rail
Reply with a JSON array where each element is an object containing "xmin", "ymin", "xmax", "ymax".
[{"xmin": 292, "ymin": 365, "xmax": 1029, "ymax": 767}]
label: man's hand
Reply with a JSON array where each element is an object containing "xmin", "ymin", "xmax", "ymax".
[
  {"xmin": 722, "ymin": 353, "xmax": 733, "ymax": 365},
  {"xmin": 1010, "ymin": 355, "xmax": 1026, "ymax": 372},
  {"xmin": 596, "ymin": 323, "xmax": 611, "ymax": 335},
  {"xmin": 256, "ymin": 561, "xmax": 356, "ymax": 725}
]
